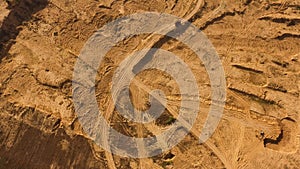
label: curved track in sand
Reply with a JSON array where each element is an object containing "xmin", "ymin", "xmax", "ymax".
[{"xmin": 102, "ymin": 0, "xmax": 233, "ymax": 168}]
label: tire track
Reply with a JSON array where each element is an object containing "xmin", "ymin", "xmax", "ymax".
[
  {"xmin": 101, "ymin": 1, "xmax": 233, "ymax": 168},
  {"xmin": 130, "ymin": 78, "xmax": 233, "ymax": 169}
]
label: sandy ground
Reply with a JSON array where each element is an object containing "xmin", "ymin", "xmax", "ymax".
[{"xmin": 0, "ymin": 0, "xmax": 299, "ymax": 168}]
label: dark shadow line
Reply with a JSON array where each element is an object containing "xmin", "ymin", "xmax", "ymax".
[
  {"xmin": 132, "ymin": 21, "xmax": 191, "ymax": 74},
  {"xmin": 263, "ymin": 130, "xmax": 283, "ymax": 147}
]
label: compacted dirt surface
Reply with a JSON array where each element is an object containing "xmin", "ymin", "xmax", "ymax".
[{"xmin": 0, "ymin": 0, "xmax": 299, "ymax": 168}]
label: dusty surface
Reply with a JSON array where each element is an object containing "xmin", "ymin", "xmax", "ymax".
[{"xmin": 0, "ymin": 0, "xmax": 299, "ymax": 168}]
